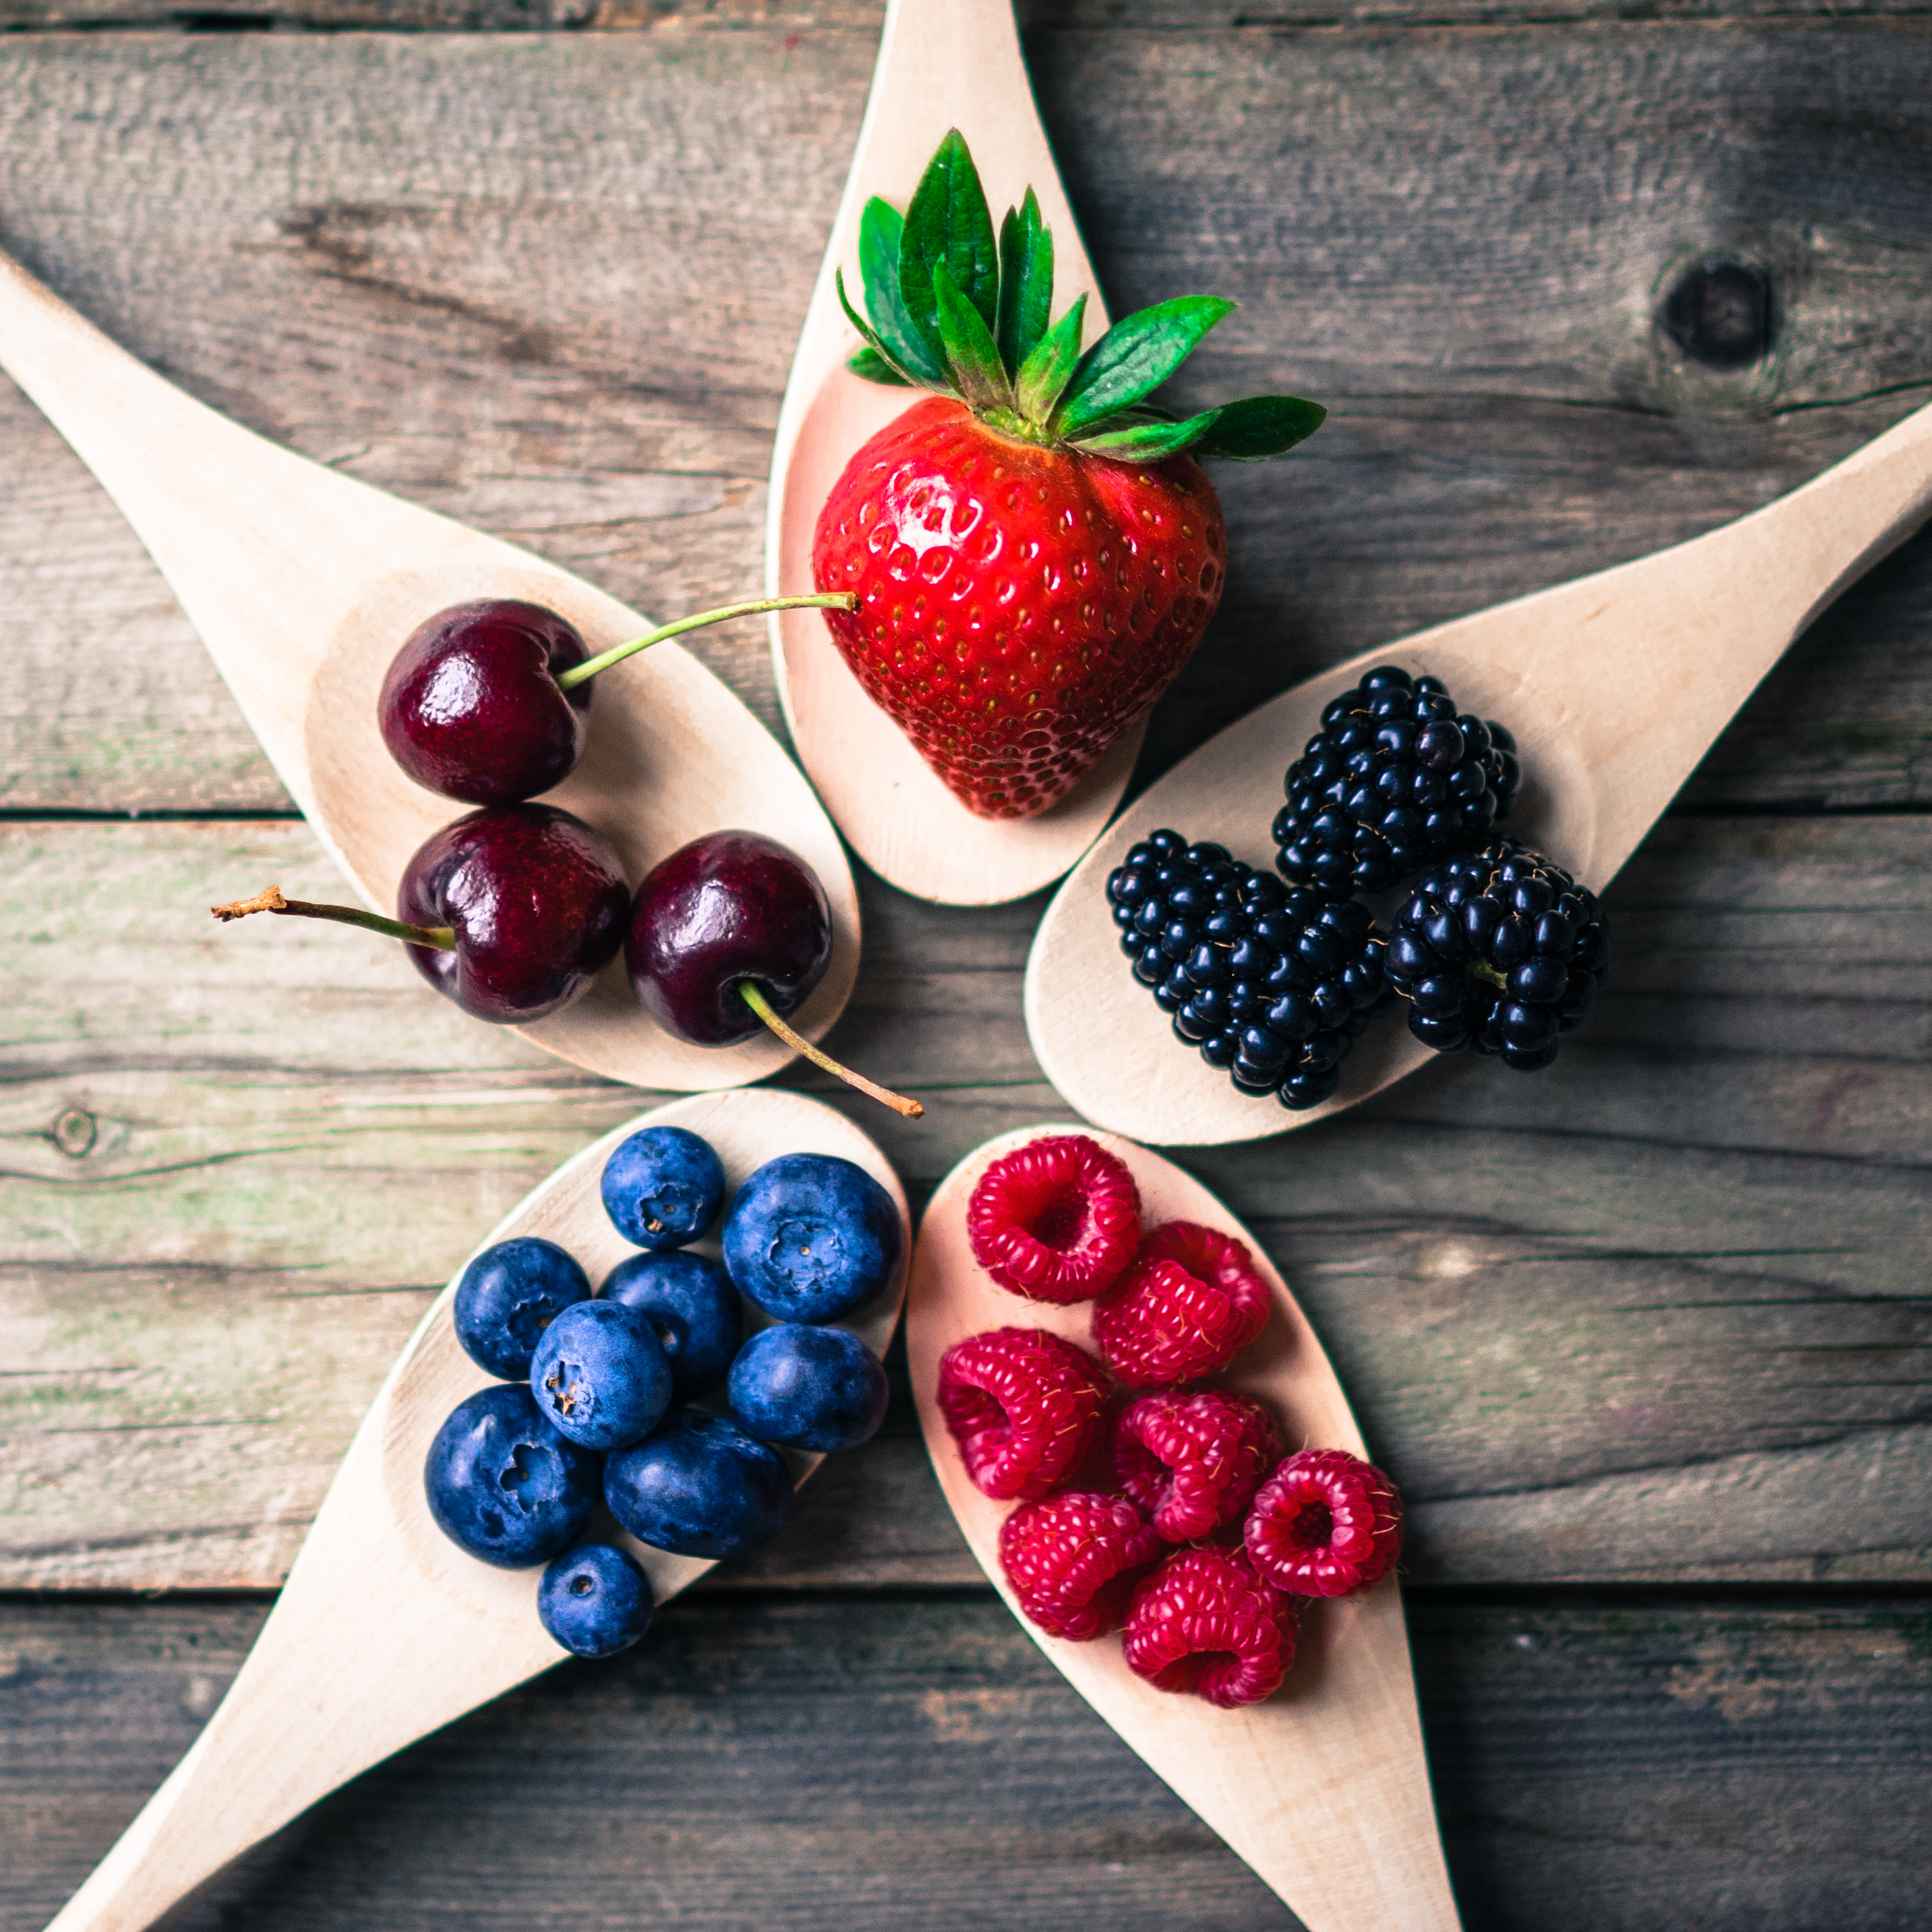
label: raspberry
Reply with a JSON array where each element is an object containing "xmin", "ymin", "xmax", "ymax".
[
  {"xmin": 998, "ymin": 1490, "xmax": 1163, "ymax": 1640},
  {"xmin": 936, "ymin": 1327, "xmax": 1112, "ymax": 1501},
  {"xmin": 1122, "ymin": 1545, "xmax": 1297, "ymax": 1708},
  {"xmin": 967, "ymin": 1134, "xmax": 1142, "ymax": 1304},
  {"xmin": 1112, "ymin": 1391, "xmax": 1282, "ymax": 1543},
  {"xmin": 1092, "ymin": 1222, "xmax": 1272, "ymax": 1387},
  {"xmin": 1244, "ymin": 1448, "xmax": 1403, "ymax": 1598}
]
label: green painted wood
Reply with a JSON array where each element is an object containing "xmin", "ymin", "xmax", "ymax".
[
  {"xmin": 1, "ymin": 25, "xmax": 1928, "ymax": 811},
  {"xmin": 3, "ymin": 817, "xmax": 1925, "ymax": 1587},
  {"xmin": 1, "ymin": 1593, "xmax": 1926, "ymax": 1931}
]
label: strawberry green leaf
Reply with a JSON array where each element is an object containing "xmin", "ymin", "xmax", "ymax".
[
  {"xmin": 900, "ymin": 129, "xmax": 999, "ymax": 364},
  {"xmin": 1065, "ymin": 410, "xmax": 1219, "ymax": 460},
  {"xmin": 836, "ymin": 269, "xmax": 923, "ymax": 389},
  {"xmin": 1050, "ymin": 296, "xmax": 1235, "ymax": 436},
  {"xmin": 1194, "ymin": 393, "xmax": 1328, "ymax": 459},
  {"xmin": 996, "ymin": 189, "xmax": 1054, "ymax": 381},
  {"xmin": 858, "ymin": 197, "xmax": 950, "ymax": 391},
  {"xmin": 1014, "ymin": 293, "xmax": 1087, "ymax": 425},
  {"xmin": 847, "ymin": 344, "xmax": 913, "ymax": 387},
  {"xmin": 1068, "ymin": 391, "xmax": 1328, "ymax": 462},
  {"xmin": 932, "ymin": 260, "xmax": 1015, "ymax": 412}
]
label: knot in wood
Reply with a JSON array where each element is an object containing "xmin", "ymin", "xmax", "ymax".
[{"xmin": 1660, "ymin": 258, "xmax": 1776, "ymax": 370}]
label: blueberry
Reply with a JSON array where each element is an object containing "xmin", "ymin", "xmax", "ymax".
[
  {"xmin": 537, "ymin": 1543, "xmax": 655, "ymax": 1659},
  {"xmin": 601, "ymin": 1125, "xmax": 726, "ymax": 1250},
  {"xmin": 599, "ymin": 1249, "xmax": 742, "ymax": 1400},
  {"xmin": 722, "ymin": 1154, "xmax": 902, "ymax": 1325},
  {"xmin": 453, "ymin": 1237, "xmax": 591, "ymax": 1381},
  {"xmin": 424, "ymin": 1383, "xmax": 602, "ymax": 1568},
  {"xmin": 604, "ymin": 1407, "xmax": 792, "ymax": 1559},
  {"xmin": 529, "ymin": 1300, "xmax": 672, "ymax": 1451},
  {"xmin": 727, "ymin": 1325, "xmax": 889, "ymax": 1453}
]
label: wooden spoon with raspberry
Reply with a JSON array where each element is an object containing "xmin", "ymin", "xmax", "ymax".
[{"xmin": 813, "ymin": 128, "xmax": 1325, "ymax": 820}]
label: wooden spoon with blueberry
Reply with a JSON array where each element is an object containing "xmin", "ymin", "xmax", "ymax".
[{"xmin": 43, "ymin": 1090, "xmax": 909, "ymax": 1932}]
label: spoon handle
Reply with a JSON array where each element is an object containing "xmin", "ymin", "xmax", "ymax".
[
  {"xmin": 1, "ymin": 250, "xmax": 317, "ymax": 809},
  {"xmin": 1406, "ymin": 397, "xmax": 1932, "ymax": 888},
  {"xmin": 39, "ymin": 1318, "xmax": 575, "ymax": 1932},
  {"xmin": 0, "ymin": 248, "xmax": 198, "ymax": 510},
  {"xmin": 0, "ymin": 245, "xmax": 493, "ymax": 832},
  {"xmin": 1761, "ymin": 395, "xmax": 1932, "ymax": 622}
]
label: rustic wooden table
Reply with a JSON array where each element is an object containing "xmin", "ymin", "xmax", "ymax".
[{"xmin": 2, "ymin": 3, "xmax": 1928, "ymax": 1927}]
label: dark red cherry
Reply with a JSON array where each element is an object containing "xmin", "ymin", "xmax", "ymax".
[
  {"xmin": 379, "ymin": 600, "xmax": 592, "ymax": 807},
  {"xmin": 627, "ymin": 831, "xmax": 831, "ymax": 1048},
  {"xmin": 624, "ymin": 832, "xmax": 920, "ymax": 1118},
  {"xmin": 377, "ymin": 591, "xmax": 861, "ymax": 808},
  {"xmin": 398, "ymin": 803, "xmax": 629, "ymax": 1023}
]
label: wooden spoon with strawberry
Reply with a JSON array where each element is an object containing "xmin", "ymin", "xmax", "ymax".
[
  {"xmin": 769, "ymin": 0, "xmax": 1323, "ymax": 906},
  {"xmin": 814, "ymin": 128, "xmax": 1322, "ymax": 831}
]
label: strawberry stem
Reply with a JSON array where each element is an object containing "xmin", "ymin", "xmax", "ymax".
[
  {"xmin": 738, "ymin": 982, "xmax": 924, "ymax": 1120},
  {"xmin": 556, "ymin": 593, "xmax": 859, "ymax": 692},
  {"xmin": 211, "ymin": 884, "xmax": 456, "ymax": 951}
]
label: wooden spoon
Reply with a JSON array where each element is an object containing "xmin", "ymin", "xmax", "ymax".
[
  {"xmin": 907, "ymin": 1125, "xmax": 1459, "ymax": 1932},
  {"xmin": 42, "ymin": 1087, "xmax": 909, "ymax": 1932},
  {"xmin": 0, "ymin": 248, "xmax": 859, "ymax": 1090},
  {"xmin": 1026, "ymin": 398, "xmax": 1932, "ymax": 1144},
  {"xmin": 764, "ymin": 0, "xmax": 1142, "ymax": 907}
]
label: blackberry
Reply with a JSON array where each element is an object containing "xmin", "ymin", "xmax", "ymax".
[
  {"xmin": 1106, "ymin": 829, "xmax": 1392, "ymax": 1110},
  {"xmin": 1274, "ymin": 666, "xmax": 1520, "ymax": 899},
  {"xmin": 1386, "ymin": 838, "xmax": 1609, "ymax": 1070}
]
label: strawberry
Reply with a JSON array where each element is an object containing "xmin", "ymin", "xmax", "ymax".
[{"xmin": 812, "ymin": 130, "xmax": 1324, "ymax": 820}]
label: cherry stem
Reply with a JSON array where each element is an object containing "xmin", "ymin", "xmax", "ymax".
[
  {"xmin": 211, "ymin": 884, "xmax": 456, "ymax": 951},
  {"xmin": 738, "ymin": 982, "xmax": 924, "ymax": 1121},
  {"xmin": 554, "ymin": 592, "xmax": 859, "ymax": 692}
]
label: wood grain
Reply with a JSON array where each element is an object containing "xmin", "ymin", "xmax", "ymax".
[
  {"xmin": 2, "ymin": 27, "xmax": 1929, "ymax": 813},
  {"xmin": 0, "ymin": 8, "xmax": 1925, "ymax": 1920},
  {"xmin": 3, "ymin": 1593, "xmax": 1927, "ymax": 1932},
  {"xmin": 1, "ymin": 1, "xmax": 1925, "ymax": 43},
  {"xmin": 4, "ymin": 816, "xmax": 1925, "ymax": 1588}
]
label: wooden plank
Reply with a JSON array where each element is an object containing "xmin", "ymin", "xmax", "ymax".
[
  {"xmin": 1, "ymin": 1593, "xmax": 1926, "ymax": 1931},
  {"xmin": 2, "ymin": 26, "xmax": 1929, "ymax": 812},
  {"xmin": 2, "ymin": 816, "xmax": 1925, "ymax": 1588},
  {"xmin": 0, "ymin": 0, "xmax": 1922, "ymax": 43}
]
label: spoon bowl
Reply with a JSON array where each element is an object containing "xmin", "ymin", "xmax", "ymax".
[
  {"xmin": 0, "ymin": 250, "xmax": 859, "ymax": 1089},
  {"xmin": 906, "ymin": 1124, "xmax": 1460, "ymax": 1932},
  {"xmin": 765, "ymin": 0, "xmax": 1142, "ymax": 906},
  {"xmin": 1026, "ymin": 399, "xmax": 1932, "ymax": 1144},
  {"xmin": 43, "ymin": 1087, "xmax": 910, "ymax": 1932}
]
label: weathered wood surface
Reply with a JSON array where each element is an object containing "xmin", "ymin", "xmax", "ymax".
[
  {"xmin": 3, "ymin": 1593, "xmax": 1928, "ymax": 1931},
  {"xmin": 4, "ymin": 814, "xmax": 1925, "ymax": 1587},
  {"xmin": 1, "ymin": 0, "xmax": 1923, "ymax": 44},
  {"xmin": 1, "ymin": 4, "xmax": 1928, "ymax": 1924},
  {"xmin": 2, "ymin": 25, "xmax": 1930, "ymax": 814}
]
